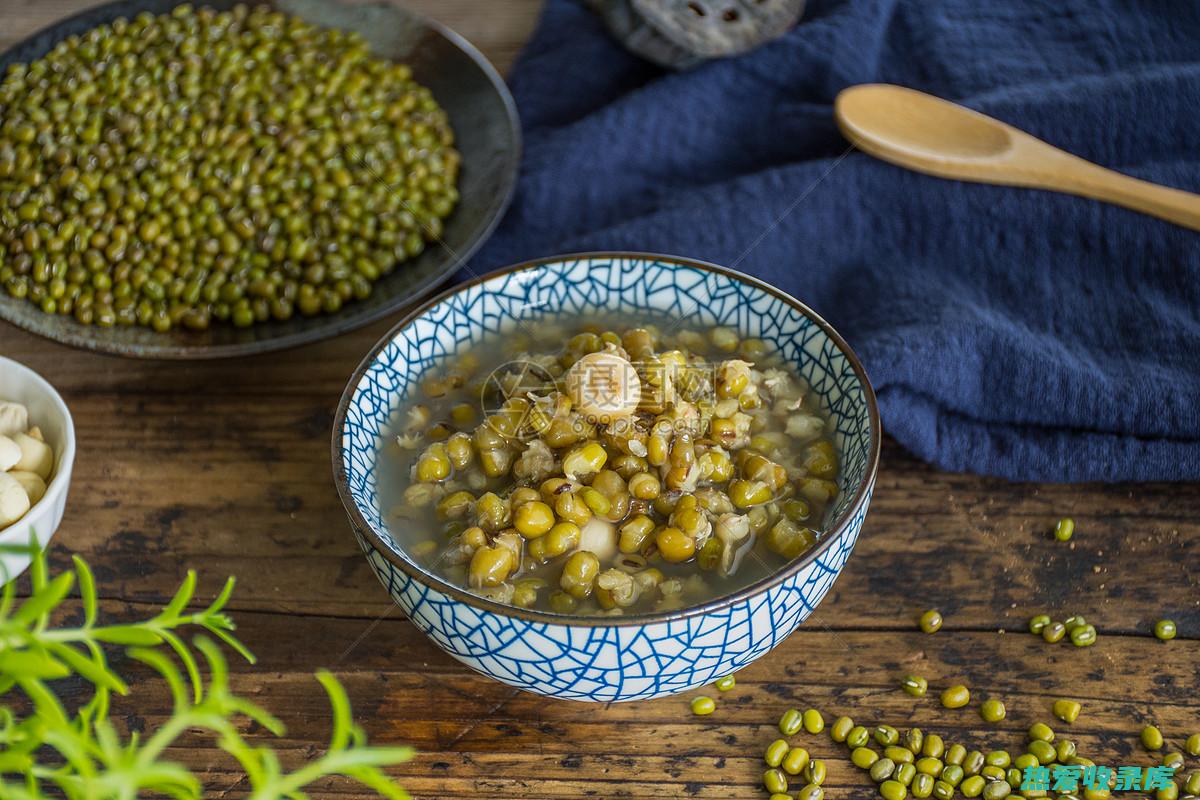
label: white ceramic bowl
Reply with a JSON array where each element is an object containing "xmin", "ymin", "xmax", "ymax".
[
  {"xmin": 0, "ymin": 355, "xmax": 75, "ymax": 584},
  {"xmin": 334, "ymin": 253, "xmax": 880, "ymax": 702}
]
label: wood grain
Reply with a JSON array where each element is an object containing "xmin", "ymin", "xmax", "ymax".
[{"xmin": 2, "ymin": 2, "xmax": 1200, "ymax": 799}]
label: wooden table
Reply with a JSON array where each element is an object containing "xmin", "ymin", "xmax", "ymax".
[{"xmin": 4, "ymin": 2, "xmax": 1198, "ymax": 797}]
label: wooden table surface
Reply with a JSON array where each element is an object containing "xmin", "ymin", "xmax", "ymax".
[{"xmin": 3, "ymin": 2, "xmax": 1199, "ymax": 798}]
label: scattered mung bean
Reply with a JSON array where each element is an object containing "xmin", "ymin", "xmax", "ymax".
[
  {"xmin": 783, "ymin": 747, "xmax": 811, "ymax": 776},
  {"xmin": 831, "ymin": 716, "xmax": 854, "ymax": 742},
  {"xmin": 1164, "ymin": 752, "xmax": 1185, "ymax": 771},
  {"xmin": 854, "ymin": 747, "xmax": 881, "ymax": 769},
  {"xmin": 803, "ymin": 759, "xmax": 827, "ymax": 785},
  {"xmin": 780, "ymin": 709, "xmax": 804, "ymax": 736},
  {"xmin": 881, "ymin": 779, "xmax": 908, "ymax": 800},
  {"xmin": 1042, "ymin": 621, "xmax": 1067, "ymax": 643},
  {"xmin": 980, "ymin": 699, "xmax": 1006, "ymax": 723},
  {"xmin": 871, "ymin": 758, "xmax": 898, "ymax": 782},
  {"xmin": 1054, "ymin": 699, "xmax": 1082, "ymax": 724},
  {"xmin": 1028, "ymin": 614, "xmax": 1051, "ymax": 634},
  {"xmin": 905, "ymin": 728, "xmax": 924, "ymax": 755},
  {"xmin": 1188, "ymin": 733, "xmax": 1200, "ymax": 756},
  {"xmin": 896, "ymin": 763, "xmax": 917, "ymax": 787},
  {"xmin": 848, "ymin": 726, "xmax": 871, "ymax": 749},
  {"xmin": 941, "ymin": 764, "xmax": 964, "ymax": 787},
  {"xmin": 902, "ymin": 675, "xmax": 929, "ymax": 697},
  {"xmin": 876, "ymin": 726, "xmax": 901, "ymax": 746},
  {"xmin": 803, "ymin": 709, "xmax": 825, "ymax": 734},
  {"xmin": 912, "ymin": 773, "xmax": 935, "ymax": 799},
  {"xmin": 764, "ymin": 767, "xmax": 789, "ymax": 794},
  {"xmin": 765, "ymin": 739, "xmax": 790, "ymax": 768},
  {"xmin": 944, "ymin": 745, "xmax": 966, "ymax": 767},
  {"xmin": 1027, "ymin": 740, "xmax": 1056, "ymax": 765},
  {"xmin": 963, "ymin": 751, "xmax": 985, "ymax": 777},
  {"xmin": 885, "ymin": 746, "xmax": 915, "ymax": 765},
  {"xmin": 1028, "ymin": 723, "xmax": 1055, "ymax": 743},
  {"xmin": 941, "ymin": 685, "xmax": 971, "ymax": 709},
  {"xmin": 715, "ymin": 675, "xmax": 736, "ymax": 692},
  {"xmin": 797, "ymin": 783, "xmax": 823, "ymax": 800},
  {"xmin": 1155, "ymin": 619, "xmax": 1178, "ymax": 640},
  {"xmin": 1053, "ymin": 517, "xmax": 1075, "ymax": 541},
  {"xmin": 920, "ymin": 609, "xmax": 944, "ymax": 634},
  {"xmin": 961, "ymin": 775, "xmax": 986, "ymax": 797},
  {"xmin": 691, "ymin": 696, "xmax": 715, "ymax": 716},
  {"xmin": 1142, "ymin": 725, "xmax": 1164, "ymax": 751},
  {"xmin": 923, "ymin": 735, "xmax": 946, "ymax": 759}
]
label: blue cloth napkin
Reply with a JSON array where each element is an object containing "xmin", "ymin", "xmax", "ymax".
[{"xmin": 466, "ymin": 0, "xmax": 1200, "ymax": 482}]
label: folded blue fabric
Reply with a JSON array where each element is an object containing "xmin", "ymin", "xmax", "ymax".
[{"xmin": 466, "ymin": 0, "xmax": 1200, "ymax": 482}]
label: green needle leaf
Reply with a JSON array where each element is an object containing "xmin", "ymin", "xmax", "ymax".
[
  {"xmin": 71, "ymin": 555, "xmax": 98, "ymax": 628},
  {"xmin": 11, "ymin": 571, "xmax": 75, "ymax": 626}
]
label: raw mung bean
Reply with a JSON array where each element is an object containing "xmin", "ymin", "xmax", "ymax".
[
  {"xmin": 1055, "ymin": 740, "xmax": 1077, "ymax": 762},
  {"xmin": 933, "ymin": 780, "xmax": 955, "ymax": 800},
  {"xmin": 1053, "ymin": 699, "xmax": 1082, "ymax": 724},
  {"xmin": 964, "ymin": 751, "xmax": 985, "ymax": 777},
  {"xmin": 986, "ymin": 751, "xmax": 1011, "ymax": 768},
  {"xmin": 803, "ymin": 709, "xmax": 825, "ymax": 734},
  {"xmin": 764, "ymin": 767, "xmax": 789, "ymax": 794},
  {"xmin": 871, "ymin": 758, "xmax": 898, "ymax": 783},
  {"xmin": 1042, "ymin": 621, "xmax": 1067, "ymax": 643},
  {"xmin": 1063, "ymin": 614, "xmax": 1087, "ymax": 632},
  {"xmin": 831, "ymin": 716, "xmax": 855, "ymax": 742},
  {"xmin": 912, "ymin": 773, "xmax": 935, "ymax": 799},
  {"xmin": 917, "ymin": 758, "xmax": 944, "ymax": 777},
  {"xmin": 1013, "ymin": 754, "xmax": 1038, "ymax": 771},
  {"xmin": 690, "ymin": 696, "xmax": 715, "ymax": 716},
  {"xmin": 941, "ymin": 685, "xmax": 971, "ymax": 709},
  {"xmin": 1164, "ymin": 752, "xmax": 1185, "ymax": 772},
  {"xmin": 903, "ymin": 675, "xmax": 929, "ymax": 697},
  {"xmin": 1155, "ymin": 619, "xmax": 1178, "ymax": 640},
  {"xmin": 881, "ymin": 779, "xmax": 908, "ymax": 800},
  {"xmin": 980, "ymin": 699, "xmax": 1006, "ymax": 722},
  {"xmin": 1028, "ymin": 741, "xmax": 1056, "ymax": 765},
  {"xmin": 885, "ymin": 746, "xmax": 916, "ymax": 765},
  {"xmin": 783, "ymin": 747, "xmax": 811, "ymax": 776},
  {"xmin": 923, "ymin": 735, "xmax": 946, "ymax": 759},
  {"xmin": 983, "ymin": 779, "xmax": 1012, "ymax": 800},
  {"xmin": 920, "ymin": 609, "xmax": 944, "ymax": 634},
  {"xmin": 876, "ymin": 725, "xmax": 901, "ymax": 746},
  {"xmin": 1185, "ymin": 772, "xmax": 1200, "ymax": 795},
  {"xmin": 961, "ymin": 775, "xmax": 986, "ymax": 797},
  {"xmin": 797, "ymin": 784, "xmax": 823, "ymax": 800},
  {"xmin": 1143, "ymin": 725, "xmax": 1164, "ymax": 751},
  {"xmin": 715, "ymin": 675, "xmax": 736, "ymax": 692},
  {"xmin": 803, "ymin": 759, "xmax": 826, "ymax": 785},
  {"xmin": 1028, "ymin": 614, "xmax": 1051, "ymax": 634},
  {"xmin": 853, "ymin": 747, "xmax": 881, "ymax": 769},
  {"xmin": 1070, "ymin": 624, "xmax": 1097, "ymax": 647},
  {"xmin": 780, "ymin": 709, "xmax": 804, "ymax": 736},
  {"xmin": 1188, "ymin": 734, "xmax": 1200, "ymax": 756},
  {"xmin": 945, "ymin": 745, "xmax": 966, "ymax": 767},
  {"xmin": 770, "ymin": 795, "xmax": 792, "ymax": 800},
  {"xmin": 765, "ymin": 739, "xmax": 790, "ymax": 768},
  {"xmin": 1054, "ymin": 517, "xmax": 1075, "ymax": 541},
  {"xmin": 848, "ymin": 725, "xmax": 872, "ymax": 749},
  {"xmin": 896, "ymin": 763, "xmax": 917, "ymax": 787},
  {"xmin": 905, "ymin": 728, "xmax": 924, "ymax": 754},
  {"xmin": 1028, "ymin": 723, "xmax": 1055, "ymax": 743},
  {"xmin": 941, "ymin": 764, "xmax": 964, "ymax": 787}
]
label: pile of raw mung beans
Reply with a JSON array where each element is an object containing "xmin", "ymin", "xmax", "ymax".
[{"xmin": 0, "ymin": 3, "xmax": 459, "ymax": 331}]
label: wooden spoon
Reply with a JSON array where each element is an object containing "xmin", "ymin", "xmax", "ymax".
[{"xmin": 834, "ymin": 83, "xmax": 1200, "ymax": 232}]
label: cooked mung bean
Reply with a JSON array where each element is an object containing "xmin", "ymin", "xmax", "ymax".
[{"xmin": 383, "ymin": 316, "xmax": 839, "ymax": 614}]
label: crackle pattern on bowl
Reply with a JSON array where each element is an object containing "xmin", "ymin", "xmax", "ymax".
[{"xmin": 340, "ymin": 255, "xmax": 875, "ymax": 702}]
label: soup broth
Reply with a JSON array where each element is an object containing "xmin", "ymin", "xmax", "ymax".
[{"xmin": 377, "ymin": 312, "xmax": 841, "ymax": 616}]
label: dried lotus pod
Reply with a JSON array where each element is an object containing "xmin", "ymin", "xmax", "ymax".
[{"xmin": 587, "ymin": 0, "xmax": 805, "ymax": 68}]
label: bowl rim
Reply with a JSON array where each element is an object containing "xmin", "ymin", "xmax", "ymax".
[
  {"xmin": 0, "ymin": 0, "xmax": 521, "ymax": 360},
  {"xmin": 332, "ymin": 251, "xmax": 882, "ymax": 628},
  {"xmin": 0, "ymin": 355, "xmax": 77, "ymax": 542}
]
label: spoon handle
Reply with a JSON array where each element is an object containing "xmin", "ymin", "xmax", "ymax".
[{"xmin": 1025, "ymin": 144, "xmax": 1200, "ymax": 232}]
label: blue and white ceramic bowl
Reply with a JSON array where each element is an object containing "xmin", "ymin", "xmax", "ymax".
[{"xmin": 333, "ymin": 253, "xmax": 880, "ymax": 702}]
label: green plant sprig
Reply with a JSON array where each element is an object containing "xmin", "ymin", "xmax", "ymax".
[{"xmin": 0, "ymin": 538, "xmax": 412, "ymax": 799}]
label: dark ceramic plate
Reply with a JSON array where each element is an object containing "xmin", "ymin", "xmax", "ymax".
[{"xmin": 0, "ymin": 0, "xmax": 520, "ymax": 359}]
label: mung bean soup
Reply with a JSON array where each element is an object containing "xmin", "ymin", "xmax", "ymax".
[{"xmin": 377, "ymin": 314, "xmax": 841, "ymax": 616}]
